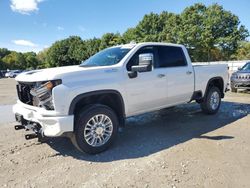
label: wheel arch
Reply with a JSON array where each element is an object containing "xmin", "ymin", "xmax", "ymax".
[
  {"xmin": 68, "ymin": 90, "xmax": 126, "ymax": 127},
  {"xmin": 204, "ymin": 77, "xmax": 224, "ymax": 98}
]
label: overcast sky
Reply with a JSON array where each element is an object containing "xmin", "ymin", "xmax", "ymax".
[{"xmin": 0, "ymin": 0, "xmax": 249, "ymax": 53}]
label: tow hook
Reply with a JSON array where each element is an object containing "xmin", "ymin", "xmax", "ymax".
[
  {"xmin": 25, "ymin": 134, "xmax": 38, "ymax": 140},
  {"xmin": 14, "ymin": 120, "xmax": 46, "ymax": 142},
  {"xmin": 14, "ymin": 125, "xmax": 25, "ymax": 130}
]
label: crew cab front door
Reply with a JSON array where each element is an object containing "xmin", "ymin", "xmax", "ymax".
[{"xmin": 124, "ymin": 46, "xmax": 168, "ymax": 116}]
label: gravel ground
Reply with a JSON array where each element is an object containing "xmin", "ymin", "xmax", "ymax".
[
  {"xmin": 0, "ymin": 78, "xmax": 17, "ymax": 105},
  {"xmin": 0, "ymin": 78, "xmax": 250, "ymax": 188}
]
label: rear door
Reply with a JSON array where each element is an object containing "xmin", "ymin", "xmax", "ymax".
[{"xmin": 156, "ymin": 46, "xmax": 194, "ymax": 105}]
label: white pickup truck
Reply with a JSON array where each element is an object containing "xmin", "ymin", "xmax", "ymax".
[{"xmin": 13, "ymin": 42, "xmax": 228, "ymax": 154}]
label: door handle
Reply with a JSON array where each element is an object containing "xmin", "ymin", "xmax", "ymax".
[
  {"xmin": 157, "ymin": 74, "xmax": 166, "ymax": 78},
  {"xmin": 186, "ymin": 71, "xmax": 192, "ymax": 75}
]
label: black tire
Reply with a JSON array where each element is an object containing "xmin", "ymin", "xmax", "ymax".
[
  {"xmin": 71, "ymin": 104, "xmax": 119, "ymax": 154},
  {"xmin": 231, "ymin": 87, "xmax": 237, "ymax": 93},
  {"xmin": 200, "ymin": 86, "xmax": 221, "ymax": 115}
]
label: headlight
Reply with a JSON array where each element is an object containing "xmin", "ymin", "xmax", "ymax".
[{"xmin": 30, "ymin": 79, "xmax": 62, "ymax": 110}]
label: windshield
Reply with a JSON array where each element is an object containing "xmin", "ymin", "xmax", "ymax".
[
  {"xmin": 80, "ymin": 47, "xmax": 131, "ymax": 67},
  {"xmin": 241, "ymin": 63, "xmax": 250, "ymax": 70}
]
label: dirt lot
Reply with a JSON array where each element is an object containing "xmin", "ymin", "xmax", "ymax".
[{"xmin": 0, "ymin": 78, "xmax": 250, "ymax": 188}]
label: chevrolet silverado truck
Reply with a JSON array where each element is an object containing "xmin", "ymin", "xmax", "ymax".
[{"xmin": 13, "ymin": 42, "xmax": 228, "ymax": 154}]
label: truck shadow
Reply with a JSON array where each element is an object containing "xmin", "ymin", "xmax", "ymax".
[{"xmin": 47, "ymin": 101, "xmax": 250, "ymax": 162}]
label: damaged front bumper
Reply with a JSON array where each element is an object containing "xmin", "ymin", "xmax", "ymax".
[{"xmin": 13, "ymin": 101, "xmax": 74, "ymax": 138}]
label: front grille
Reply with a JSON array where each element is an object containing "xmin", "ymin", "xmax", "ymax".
[
  {"xmin": 16, "ymin": 81, "xmax": 54, "ymax": 110},
  {"xmin": 236, "ymin": 75, "xmax": 250, "ymax": 80},
  {"xmin": 16, "ymin": 82, "xmax": 35, "ymax": 105}
]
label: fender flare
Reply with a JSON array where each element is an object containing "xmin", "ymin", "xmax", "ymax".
[
  {"xmin": 68, "ymin": 89, "xmax": 126, "ymax": 117},
  {"xmin": 204, "ymin": 77, "xmax": 224, "ymax": 98}
]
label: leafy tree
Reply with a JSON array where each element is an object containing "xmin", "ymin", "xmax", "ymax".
[
  {"xmin": 159, "ymin": 12, "xmax": 181, "ymax": 43},
  {"xmin": 0, "ymin": 48, "xmax": 11, "ymax": 59},
  {"xmin": 122, "ymin": 3, "xmax": 248, "ymax": 62},
  {"xmin": 2, "ymin": 52, "xmax": 26, "ymax": 69},
  {"xmin": 0, "ymin": 48, "xmax": 11, "ymax": 69},
  {"xmin": 134, "ymin": 12, "xmax": 163, "ymax": 42},
  {"xmin": 178, "ymin": 3, "xmax": 248, "ymax": 61},
  {"xmin": 83, "ymin": 38, "xmax": 101, "ymax": 58},
  {"xmin": 1, "ymin": 3, "xmax": 249, "ymax": 69},
  {"xmin": 37, "ymin": 48, "xmax": 49, "ymax": 68},
  {"xmin": 23, "ymin": 52, "xmax": 39, "ymax": 69},
  {"xmin": 232, "ymin": 42, "xmax": 250, "ymax": 60},
  {"xmin": 123, "ymin": 12, "xmax": 168, "ymax": 42},
  {"xmin": 177, "ymin": 3, "xmax": 210, "ymax": 61},
  {"xmin": 0, "ymin": 60, "xmax": 6, "ymax": 70},
  {"xmin": 122, "ymin": 28, "xmax": 138, "ymax": 43},
  {"xmin": 46, "ymin": 36, "xmax": 86, "ymax": 67},
  {"xmin": 205, "ymin": 4, "xmax": 248, "ymax": 60},
  {"xmin": 99, "ymin": 33, "xmax": 123, "ymax": 50}
]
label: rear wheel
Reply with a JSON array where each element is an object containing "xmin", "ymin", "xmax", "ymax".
[
  {"xmin": 200, "ymin": 86, "xmax": 221, "ymax": 114},
  {"xmin": 71, "ymin": 104, "xmax": 118, "ymax": 154}
]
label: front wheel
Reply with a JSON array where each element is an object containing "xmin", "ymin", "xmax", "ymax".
[
  {"xmin": 72, "ymin": 104, "xmax": 118, "ymax": 154},
  {"xmin": 200, "ymin": 87, "xmax": 221, "ymax": 114}
]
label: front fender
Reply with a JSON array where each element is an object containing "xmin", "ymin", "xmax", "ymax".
[{"xmin": 68, "ymin": 89, "xmax": 125, "ymax": 116}]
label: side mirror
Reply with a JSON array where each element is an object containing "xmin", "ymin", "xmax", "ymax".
[
  {"xmin": 131, "ymin": 53, "xmax": 153, "ymax": 73},
  {"xmin": 238, "ymin": 67, "xmax": 242, "ymax": 71}
]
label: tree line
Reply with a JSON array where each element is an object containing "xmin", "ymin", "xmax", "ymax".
[{"xmin": 1, "ymin": 3, "xmax": 250, "ymax": 70}]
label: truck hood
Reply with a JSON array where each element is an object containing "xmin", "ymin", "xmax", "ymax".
[{"xmin": 15, "ymin": 65, "xmax": 108, "ymax": 82}]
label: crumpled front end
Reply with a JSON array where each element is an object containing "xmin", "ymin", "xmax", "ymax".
[
  {"xmin": 13, "ymin": 101, "xmax": 74, "ymax": 138},
  {"xmin": 13, "ymin": 79, "xmax": 74, "ymax": 139}
]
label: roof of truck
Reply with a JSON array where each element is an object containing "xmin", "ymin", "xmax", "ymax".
[{"xmin": 118, "ymin": 42, "xmax": 184, "ymax": 49}]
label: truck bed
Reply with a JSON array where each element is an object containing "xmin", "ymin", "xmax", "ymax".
[{"xmin": 193, "ymin": 64, "xmax": 228, "ymax": 96}]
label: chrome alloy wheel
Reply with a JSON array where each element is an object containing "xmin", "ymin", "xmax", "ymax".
[
  {"xmin": 84, "ymin": 114, "xmax": 113, "ymax": 147},
  {"xmin": 210, "ymin": 91, "xmax": 220, "ymax": 110}
]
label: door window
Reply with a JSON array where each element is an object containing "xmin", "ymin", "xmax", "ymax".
[
  {"xmin": 157, "ymin": 46, "xmax": 187, "ymax": 68},
  {"xmin": 126, "ymin": 46, "xmax": 156, "ymax": 71}
]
